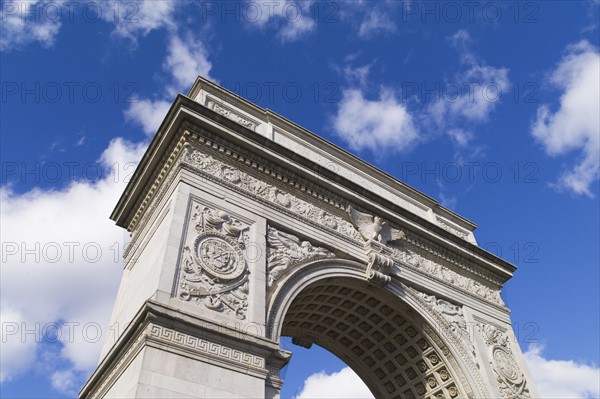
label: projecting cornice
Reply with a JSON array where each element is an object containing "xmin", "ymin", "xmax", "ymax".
[{"xmin": 110, "ymin": 77, "xmax": 517, "ymax": 282}]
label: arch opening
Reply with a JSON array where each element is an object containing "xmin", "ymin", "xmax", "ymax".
[{"xmin": 278, "ymin": 276, "xmax": 469, "ymax": 399}]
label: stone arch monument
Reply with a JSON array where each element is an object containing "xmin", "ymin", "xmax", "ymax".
[{"xmin": 80, "ymin": 77, "xmax": 538, "ymax": 398}]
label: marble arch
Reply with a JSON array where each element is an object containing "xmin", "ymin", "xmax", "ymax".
[{"xmin": 80, "ymin": 77, "xmax": 539, "ymax": 398}]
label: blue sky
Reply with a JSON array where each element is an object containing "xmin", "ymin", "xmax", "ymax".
[{"xmin": 1, "ymin": 1, "xmax": 599, "ymax": 398}]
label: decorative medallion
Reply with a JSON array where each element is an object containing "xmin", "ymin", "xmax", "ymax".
[
  {"xmin": 478, "ymin": 323, "xmax": 531, "ymax": 398},
  {"xmin": 178, "ymin": 205, "xmax": 250, "ymax": 319},
  {"xmin": 194, "ymin": 233, "xmax": 245, "ymax": 281}
]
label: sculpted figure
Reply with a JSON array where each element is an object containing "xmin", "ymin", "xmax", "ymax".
[
  {"xmin": 267, "ymin": 227, "xmax": 334, "ymax": 287},
  {"xmin": 347, "ymin": 205, "xmax": 405, "ymax": 244}
]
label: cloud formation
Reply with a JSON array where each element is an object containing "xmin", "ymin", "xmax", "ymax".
[
  {"xmin": 531, "ymin": 40, "xmax": 600, "ymax": 196},
  {"xmin": 295, "ymin": 367, "xmax": 374, "ymax": 399},
  {"xmin": 332, "ymin": 87, "xmax": 419, "ymax": 154},
  {"xmin": 0, "ymin": 138, "xmax": 146, "ymax": 387},
  {"xmin": 0, "ymin": 0, "xmax": 61, "ymax": 52},
  {"xmin": 524, "ymin": 344, "xmax": 600, "ymax": 398}
]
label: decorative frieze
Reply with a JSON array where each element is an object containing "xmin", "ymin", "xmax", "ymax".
[
  {"xmin": 148, "ymin": 324, "xmax": 265, "ymax": 368},
  {"xmin": 477, "ymin": 323, "xmax": 532, "ymax": 399},
  {"xmin": 178, "ymin": 205, "xmax": 251, "ymax": 320},
  {"xmin": 266, "ymin": 226, "xmax": 334, "ymax": 288},
  {"xmin": 206, "ymin": 97, "xmax": 259, "ymax": 131},
  {"xmin": 184, "ymin": 149, "xmax": 361, "ymax": 242},
  {"xmin": 436, "ymin": 216, "xmax": 470, "ymax": 240},
  {"xmin": 391, "ymin": 243, "xmax": 504, "ymax": 306},
  {"xmin": 184, "ymin": 147, "xmax": 505, "ymax": 306}
]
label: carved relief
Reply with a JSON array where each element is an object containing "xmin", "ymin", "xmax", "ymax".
[
  {"xmin": 184, "ymin": 148, "xmax": 504, "ymax": 306},
  {"xmin": 478, "ymin": 323, "xmax": 531, "ymax": 398},
  {"xmin": 206, "ymin": 98, "xmax": 259, "ymax": 131},
  {"xmin": 184, "ymin": 149, "xmax": 361, "ymax": 241},
  {"xmin": 403, "ymin": 284, "xmax": 491, "ymax": 398},
  {"xmin": 347, "ymin": 205, "xmax": 405, "ymax": 244},
  {"xmin": 178, "ymin": 205, "xmax": 250, "ymax": 319},
  {"xmin": 347, "ymin": 206, "xmax": 405, "ymax": 286},
  {"xmin": 408, "ymin": 287, "xmax": 477, "ymax": 361},
  {"xmin": 391, "ymin": 243, "xmax": 504, "ymax": 306},
  {"xmin": 149, "ymin": 324, "xmax": 265, "ymax": 368},
  {"xmin": 364, "ymin": 242, "xmax": 395, "ymax": 286},
  {"xmin": 266, "ymin": 226, "xmax": 334, "ymax": 288},
  {"xmin": 436, "ymin": 217, "xmax": 470, "ymax": 240}
]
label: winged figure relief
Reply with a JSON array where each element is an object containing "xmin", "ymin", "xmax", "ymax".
[
  {"xmin": 267, "ymin": 227, "xmax": 334, "ymax": 287},
  {"xmin": 347, "ymin": 205, "xmax": 405, "ymax": 244}
]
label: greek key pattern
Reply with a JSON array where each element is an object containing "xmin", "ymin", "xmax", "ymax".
[{"xmin": 148, "ymin": 325, "xmax": 265, "ymax": 368}]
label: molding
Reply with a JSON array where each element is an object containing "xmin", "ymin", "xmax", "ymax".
[{"xmin": 147, "ymin": 324, "xmax": 264, "ymax": 368}]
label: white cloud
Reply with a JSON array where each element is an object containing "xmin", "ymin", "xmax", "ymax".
[
  {"xmin": 125, "ymin": 99, "xmax": 171, "ymax": 136},
  {"xmin": 358, "ymin": 9, "xmax": 396, "ymax": 39},
  {"xmin": 50, "ymin": 369, "xmax": 79, "ymax": 396},
  {"xmin": 1, "ymin": 0, "xmax": 183, "ymax": 52},
  {"xmin": 447, "ymin": 128, "xmax": 473, "ymax": 148},
  {"xmin": 339, "ymin": 1, "xmax": 397, "ymax": 39},
  {"xmin": 295, "ymin": 367, "xmax": 374, "ymax": 399},
  {"xmin": 0, "ymin": 0, "xmax": 61, "ymax": 52},
  {"xmin": 0, "ymin": 138, "xmax": 147, "ymax": 385},
  {"xmin": 243, "ymin": 0, "xmax": 316, "ymax": 43},
  {"xmin": 531, "ymin": 40, "xmax": 600, "ymax": 196},
  {"xmin": 124, "ymin": 30, "xmax": 214, "ymax": 135},
  {"xmin": 428, "ymin": 30, "xmax": 510, "ymax": 126},
  {"xmin": 525, "ymin": 344, "xmax": 600, "ymax": 398},
  {"xmin": 164, "ymin": 33, "xmax": 213, "ymax": 93},
  {"xmin": 105, "ymin": 0, "xmax": 178, "ymax": 40},
  {"xmin": 341, "ymin": 64, "xmax": 373, "ymax": 88},
  {"xmin": 332, "ymin": 88, "xmax": 419, "ymax": 154}
]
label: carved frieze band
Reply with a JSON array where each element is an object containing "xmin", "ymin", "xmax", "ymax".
[
  {"xmin": 185, "ymin": 148, "xmax": 362, "ymax": 241},
  {"xmin": 177, "ymin": 205, "xmax": 251, "ymax": 319},
  {"xmin": 206, "ymin": 97, "xmax": 260, "ymax": 131},
  {"xmin": 477, "ymin": 323, "xmax": 532, "ymax": 398},
  {"xmin": 436, "ymin": 216, "xmax": 470, "ymax": 240},
  {"xmin": 391, "ymin": 243, "xmax": 504, "ymax": 306},
  {"xmin": 266, "ymin": 226, "xmax": 334, "ymax": 288},
  {"xmin": 183, "ymin": 147, "xmax": 505, "ymax": 306},
  {"xmin": 148, "ymin": 324, "xmax": 265, "ymax": 369}
]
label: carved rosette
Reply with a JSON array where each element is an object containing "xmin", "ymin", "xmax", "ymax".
[
  {"xmin": 478, "ymin": 323, "xmax": 531, "ymax": 398},
  {"xmin": 178, "ymin": 206, "xmax": 250, "ymax": 319}
]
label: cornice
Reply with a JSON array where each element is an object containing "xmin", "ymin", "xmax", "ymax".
[{"xmin": 111, "ymin": 94, "xmax": 517, "ymax": 284}]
